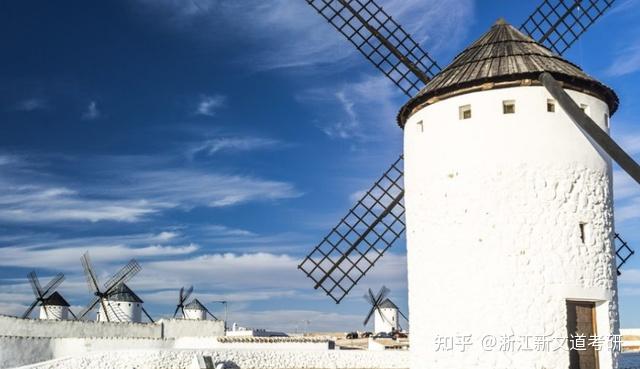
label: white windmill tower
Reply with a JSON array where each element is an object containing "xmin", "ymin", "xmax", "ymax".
[
  {"xmin": 183, "ymin": 299, "xmax": 208, "ymax": 320},
  {"xmin": 78, "ymin": 252, "xmax": 154, "ymax": 323},
  {"xmin": 22, "ymin": 271, "xmax": 75, "ymax": 321},
  {"xmin": 363, "ymin": 286, "xmax": 407, "ymax": 334},
  {"xmin": 298, "ymin": 2, "xmax": 639, "ymax": 369}
]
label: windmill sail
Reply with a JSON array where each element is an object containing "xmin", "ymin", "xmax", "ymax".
[
  {"xmin": 520, "ymin": 0, "xmax": 616, "ymax": 55},
  {"xmin": 298, "ymin": 156, "xmax": 405, "ymax": 303},
  {"xmin": 306, "ymin": 0, "xmax": 440, "ymax": 96}
]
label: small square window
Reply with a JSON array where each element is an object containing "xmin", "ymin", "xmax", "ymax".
[
  {"xmin": 503, "ymin": 100, "xmax": 515, "ymax": 114},
  {"xmin": 547, "ymin": 99, "xmax": 555, "ymax": 112},
  {"xmin": 459, "ymin": 105, "xmax": 471, "ymax": 120},
  {"xmin": 580, "ymin": 104, "xmax": 590, "ymax": 116}
]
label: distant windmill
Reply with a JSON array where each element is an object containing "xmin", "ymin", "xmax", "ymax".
[
  {"xmin": 183, "ymin": 298, "xmax": 218, "ymax": 321},
  {"xmin": 78, "ymin": 252, "xmax": 153, "ymax": 323},
  {"xmin": 173, "ymin": 285, "xmax": 194, "ymax": 318},
  {"xmin": 22, "ymin": 271, "xmax": 75, "ymax": 320},
  {"xmin": 363, "ymin": 286, "xmax": 406, "ymax": 334}
]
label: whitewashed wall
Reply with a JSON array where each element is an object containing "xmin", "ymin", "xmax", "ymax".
[
  {"xmin": 404, "ymin": 86, "xmax": 618, "ymax": 369},
  {"xmin": 15, "ymin": 349, "xmax": 409, "ymax": 369},
  {"xmin": 0, "ymin": 315, "xmax": 159, "ymax": 338}
]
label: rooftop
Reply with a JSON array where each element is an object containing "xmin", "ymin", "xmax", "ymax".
[
  {"xmin": 106, "ymin": 283, "xmax": 143, "ymax": 303},
  {"xmin": 42, "ymin": 291, "xmax": 70, "ymax": 307},
  {"xmin": 397, "ymin": 19, "xmax": 618, "ymax": 126},
  {"xmin": 184, "ymin": 298, "xmax": 206, "ymax": 311}
]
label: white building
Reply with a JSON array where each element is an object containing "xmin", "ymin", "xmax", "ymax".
[
  {"xmin": 183, "ymin": 299, "xmax": 207, "ymax": 320},
  {"xmin": 374, "ymin": 298, "xmax": 399, "ymax": 334},
  {"xmin": 398, "ymin": 20, "xmax": 619, "ymax": 369},
  {"xmin": 39, "ymin": 292, "xmax": 70, "ymax": 320},
  {"xmin": 96, "ymin": 283, "xmax": 143, "ymax": 323}
]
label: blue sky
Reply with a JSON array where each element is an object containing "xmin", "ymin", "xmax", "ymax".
[{"xmin": 0, "ymin": 0, "xmax": 639, "ymax": 332}]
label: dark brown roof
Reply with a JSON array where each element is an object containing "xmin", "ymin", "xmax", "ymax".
[
  {"xmin": 397, "ymin": 19, "xmax": 618, "ymax": 126},
  {"xmin": 43, "ymin": 291, "xmax": 70, "ymax": 307}
]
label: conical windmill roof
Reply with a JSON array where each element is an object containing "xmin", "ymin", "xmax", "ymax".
[
  {"xmin": 106, "ymin": 283, "xmax": 143, "ymax": 303},
  {"xmin": 184, "ymin": 298, "xmax": 207, "ymax": 310},
  {"xmin": 378, "ymin": 298, "xmax": 398, "ymax": 310},
  {"xmin": 42, "ymin": 291, "xmax": 70, "ymax": 307},
  {"xmin": 398, "ymin": 19, "xmax": 618, "ymax": 126}
]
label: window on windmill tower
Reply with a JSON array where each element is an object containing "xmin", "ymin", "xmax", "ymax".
[
  {"xmin": 547, "ymin": 99, "xmax": 556, "ymax": 112},
  {"xmin": 416, "ymin": 120, "xmax": 424, "ymax": 132},
  {"xmin": 502, "ymin": 100, "xmax": 515, "ymax": 114},
  {"xmin": 579, "ymin": 223, "xmax": 587, "ymax": 244},
  {"xmin": 580, "ymin": 104, "xmax": 590, "ymax": 116},
  {"xmin": 604, "ymin": 113, "xmax": 610, "ymax": 128},
  {"xmin": 459, "ymin": 105, "xmax": 471, "ymax": 120}
]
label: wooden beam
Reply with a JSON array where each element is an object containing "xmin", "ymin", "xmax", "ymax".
[{"xmin": 539, "ymin": 72, "xmax": 640, "ymax": 185}]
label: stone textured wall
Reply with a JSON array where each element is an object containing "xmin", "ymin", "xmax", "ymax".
[
  {"xmin": 404, "ymin": 86, "xmax": 618, "ymax": 369},
  {"xmin": 16, "ymin": 349, "xmax": 409, "ymax": 369}
]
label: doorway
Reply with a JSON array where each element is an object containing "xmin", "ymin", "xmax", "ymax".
[{"xmin": 566, "ymin": 300, "xmax": 599, "ymax": 369}]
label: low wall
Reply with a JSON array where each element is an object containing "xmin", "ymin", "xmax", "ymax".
[
  {"xmin": 17, "ymin": 349, "xmax": 410, "ymax": 369},
  {"xmin": 160, "ymin": 319, "xmax": 225, "ymax": 338},
  {"xmin": 0, "ymin": 337, "xmax": 53, "ymax": 369},
  {"xmin": 0, "ymin": 315, "xmax": 159, "ymax": 338}
]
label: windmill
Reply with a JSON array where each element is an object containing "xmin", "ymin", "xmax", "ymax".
[
  {"xmin": 296, "ymin": 1, "xmax": 638, "ymax": 368},
  {"xmin": 183, "ymin": 298, "xmax": 218, "ymax": 321},
  {"xmin": 173, "ymin": 285, "xmax": 194, "ymax": 318},
  {"xmin": 78, "ymin": 252, "xmax": 154, "ymax": 323},
  {"xmin": 22, "ymin": 271, "xmax": 75, "ymax": 320},
  {"xmin": 363, "ymin": 286, "xmax": 407, "ymax": 334}
]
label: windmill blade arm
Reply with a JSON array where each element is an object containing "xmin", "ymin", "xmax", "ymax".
[
  {"xmin": 68, "ymin": 309, "xmax": 78, "ymax": 320},
  {"xmin": 41, "ymin": 273, "xmax": 65, "ymax": 297},
  {"xmin": 173, "ymin": 305, "xmax": 181, "ymax": 318},
  {"xmin": 21, "ymin": 299, "xmax": 40, "ymax": 319},
  {"xmin": 298, "ymin": 155, "xmax": 406, "ymax": 304},
  {"xmin": 142, "ymin": 307, "xmax": 154, "ymax": 323},
  {"xmin": 306, "ymin": 0, "xmax": 440, "ymax": 96},
  {"xmin": 183, "ymin": 286, "xmax": 194, "ymax": 302},
  {"xmin": 398, "ymin": 309, "xmax": 408, "ymax": 322},
  {"xmin": 539, "ymin": 72, "xmax": 640, "ymax": 184},
  {"xmin": 103, "ymin": 259, "xmax": 142, "ymax": 292},
  {"xmin": 78, "ymin": 296, "xmax": 101, "ymax": 320},
  {"xmin": 81, "ymin": 252, "xmax": 101, "ymax": 294},
  {"xmin": 205, "ymin": 308, "xmax": 218, "ymax": 321},
  {"xmin": 520, "ymin": 0, "xmax": 616, "ymax": 55},
  {"xmin": 363, "ymin": 305, "xmax": 376, "ymax": 326},
  {"xmin": 27, "ymin": 271, "xmax": 44, "ymax": 299}
]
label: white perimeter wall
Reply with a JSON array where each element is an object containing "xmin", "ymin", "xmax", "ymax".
[
  {"xmin": 404, "ymin": 86, "xmax": 618, "ymax": 369},
  {"xmin": 15, "ymin": 349, "xmax": 409, "ymax": 369}
]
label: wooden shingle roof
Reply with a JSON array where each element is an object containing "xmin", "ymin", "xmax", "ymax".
[
  {"xmin": 107, "ymin": 283, "xmax": 143, "ymax": 303},
  {"xmin": 397, "ymin": 19, "xmax": 618, "ymax": 126}
]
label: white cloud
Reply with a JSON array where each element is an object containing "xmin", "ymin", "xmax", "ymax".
[
  {"xmin": 616, "ymin": 196, "xmax": 640, "ymax": 222},
  {"xmin": 16, "ymin": 98, "xmax": 47, "ymax": 112},
  {"xmin": 0, "ymin": 155, "xmax": 301, "ymax": 223},
  {"xmin": 82, "ymin": 101, "xmax": 100, "ymax": 120},
  {"xmin": 195, "ymin": 94, "xmax": 225, "ymax": 116},
  {"xmin": 125, "ymin": 169, "xmax": 301, "ymax": 208},
  {"xmin": 136, "ymin": 0, "xmax": 474, "ymax": 71},
  {"xmin": 298, "ymin": 74, "xmax": 402, "ymax": 140},
  {"xmin": 619, "ymin": 133, "xmax": 640, "ymax": 155},
  {"xmin": 190, "ymin": 137, "xmax": 280, "ymax": 156},
  {"xmin": 606, "ymin": 45, "xmax": 640, "ymax": 77},
  {"xmin": 0, "ymin": 185, "xmax": 160, "ymax": 223},
  {"xmin": 0, "ymin": 244, "xmax": 198, "ymax": 270}
]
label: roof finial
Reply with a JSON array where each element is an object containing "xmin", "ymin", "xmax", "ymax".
[{"xmin": 494, "ymin": 17, "xmax": 507, "ymax": 26}]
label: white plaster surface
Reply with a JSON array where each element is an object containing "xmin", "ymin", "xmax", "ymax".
[
  {"xmin": 38, "ymin": 306, "xmax": 68, "ymax": 321},
  {"xmin": 374, "ymin": 308, "xmax": 399, "ymax": 333},
  {"xmin": 403, "ymin": 86, "xmax": 618, "ymax": 369},
  {"xmin": 14, "ymin": 349, "xmax": 409, "ymax": 369},
  {"xmin": 184, "ymin": 308, "xmax": 206, "ymax": 320},
  {"xmin": 97, "ymin": 300, "xmax": 142, "ymax": 323}
]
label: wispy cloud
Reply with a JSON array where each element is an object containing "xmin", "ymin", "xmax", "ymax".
[
  {"xmin": 136, "ymin": 0, "xmax": 474, "ymax": 71},
  {"xmin": 82, "ymin": 101, "xmax": 100, "ymax": 120},
  {"xmin": 16, "ymin": 98, "xmax": 47, "ymax": 112},
  {"xmin": 0, "ymin": 154, "xmax": 301, "ymax": 224},
  {"xmin": 190, "ymin": 137, "xmax": 281, "ymax": 156},
  {"xmin": 298, "ymin": 74, "xmax": 402, "ymax": 140},
  {"xmin": 606, "ymin": 45, "xmax": 640, "ymax": 77},
  {"xmin": 195, "ymin": 94, "xmax": 225, "ymax": 116}
]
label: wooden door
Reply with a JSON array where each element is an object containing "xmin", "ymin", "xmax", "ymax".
[{"xmin": 566, "ymin": 301, "xmax": 599, "ymax": 369}]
